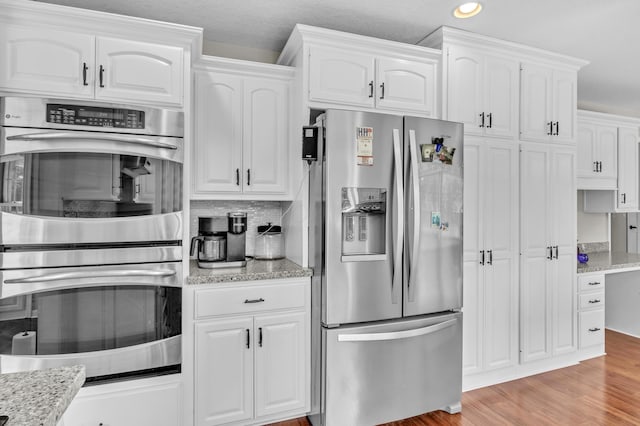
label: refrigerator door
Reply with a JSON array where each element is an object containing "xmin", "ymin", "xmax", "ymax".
[
  {"xmin": 404, "ymin": 117, "xmax": 464, "ymax": 316},
  {"xmin": 320, "ymin": 312, "xmax": 462, "ymax": 426},
  {"xmin": 322, "ymin": 110, "xmax": 404, "ymax": 326}
]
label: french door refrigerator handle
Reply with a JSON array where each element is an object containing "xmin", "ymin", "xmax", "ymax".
[
  {"xmin": 337, "ymin": 318, "xmax": 457, "ymax": 342},
  {"xmin": 7, "ymin": 131, "xmax": 179, "ymax": 150},
  {"xmin": 408, "ymin": 129, "xmax": 421, "ymax": 301},
  {"xmin": 392, "ymin": 129, "xmax": 404, "ymax": 304}
]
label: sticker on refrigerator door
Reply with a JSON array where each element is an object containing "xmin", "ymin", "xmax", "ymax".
[
  {"xmin": 431, "ymin": 212, "xmax": 441, "ymax": 228},
  {"xmin": 356, "ymin": 127, "xmax": 373, "ymax": 166}
]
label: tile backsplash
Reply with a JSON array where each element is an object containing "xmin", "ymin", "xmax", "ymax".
[{"xmin": 189, "ymin": 200, "xmax": 283, "ymax": 257}]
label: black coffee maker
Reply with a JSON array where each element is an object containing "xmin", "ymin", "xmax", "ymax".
[{"xmin": 226, "ymin": 212, "xmax": 247, "ymax": 265}]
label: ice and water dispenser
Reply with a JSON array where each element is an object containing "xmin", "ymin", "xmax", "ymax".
[{"xmin": 341, "ymin": 187, "xmax": 386, "ymax": 259}]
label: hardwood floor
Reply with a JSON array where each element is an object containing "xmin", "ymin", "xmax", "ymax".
[{"xmin": 269, "ymin": 329, "xmax": 640, "ymax": 425}]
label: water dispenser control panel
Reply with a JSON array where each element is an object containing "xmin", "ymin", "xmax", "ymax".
[{"xmin": 341, "ymin": 187, "xmax": 386, "ymax": 256}]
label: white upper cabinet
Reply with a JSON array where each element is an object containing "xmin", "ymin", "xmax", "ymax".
[
  {"xmin": 0, "ymin": 24, "xmax": 95, "ymax": 97},
  {"xmin": 447, "ymin": 45, "xmax": 518, "ymax": 138},
  {"xmin": 0, "ymin": 21, "xmax": 188, "ymax": 107},
  {"xmin": 617, "ymin": 126, "xmax": 639, "ymax": 210},
  {"xmin": 577, "ymin": 120, "xmax": 617, "ymax": 189},
  {"xmin": 279, "ymin": 25, "xmax": 439, "ymax": 117},
  {"xmin": 192, "ymin": 58, "xmax": 292, "ymax": 200},
  {"xmin": 520, "ymin": 63, "xmax": 577, "ymax": 144},
  {"xmin": 95, "ymin": 37, "xmax": 183, "ymax": 106}
]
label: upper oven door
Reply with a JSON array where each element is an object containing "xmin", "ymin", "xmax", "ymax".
[{"xmin": 0, "ymin": 127, "xmax": 183, "ymax": 245}]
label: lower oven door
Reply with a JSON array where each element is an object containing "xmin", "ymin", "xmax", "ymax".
[{"xmin": 0, "ymin": 261, "xmax": 182, "ymax": 382}]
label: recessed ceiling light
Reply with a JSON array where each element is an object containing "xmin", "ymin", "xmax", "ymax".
[{"xmin": 453, "ymin": 2, "xmax": 483, "ymax": 18}]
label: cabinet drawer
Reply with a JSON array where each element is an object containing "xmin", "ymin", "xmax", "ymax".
[
  {"xmin": 579, "ymin": 309, "xmax": 605, "ymax": 348},
  {"xmin": 195, "ymin": 281, "xmax": 306, "ymax": 319},
  {"xmin": 577, "ymin": 273, "xmax": 605, "ymax": 292},
  {"xmin": 578, "ymin": 291, "xmax": 605, "ymax": 310}
]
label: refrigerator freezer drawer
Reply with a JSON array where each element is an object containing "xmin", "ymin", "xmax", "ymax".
[{"xmin": 321, "ymin": 312, "xmax": 462, "ymax": 426}]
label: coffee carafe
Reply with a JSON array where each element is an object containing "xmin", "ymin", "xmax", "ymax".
[{"xmin": 190, "ymin": 216, "xmax": 227, "ymax": 268}]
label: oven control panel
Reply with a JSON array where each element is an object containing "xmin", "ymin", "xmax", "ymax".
[{"xmin": 46, "ymin": 104, "xmax": 145, "ymax": 129}]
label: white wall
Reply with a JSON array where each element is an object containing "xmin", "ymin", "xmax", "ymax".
[
  {"xmin": 577, "ymin": 190, "xmax": 609, "ymax": 243},
  {"xmin": 202, "ymin": 40, "xmax": 279, "ymax": 63}
]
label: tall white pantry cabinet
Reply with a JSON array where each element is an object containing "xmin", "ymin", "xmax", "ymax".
[{"xmin": 421, "ymin": 26, "xmax": 587, "ymax": 389}]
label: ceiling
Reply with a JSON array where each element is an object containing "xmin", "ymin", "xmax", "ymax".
[{"xmin": 35, "ymin": 0, "xmax": 640, "ymax": 118}]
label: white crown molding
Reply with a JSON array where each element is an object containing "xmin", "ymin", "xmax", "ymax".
[
  {"xmin": 194, "ymin": 55, "xmax": 295, "ymax": 80},
  {"xmin": 421, "ymin": 26, "xmax": 589, "ymax": 70},
  {"xmin": 578, "ymin": 109, "xmax": 640, "ymax": 127},
  {"xmin": 278, "ymin": 23, "xmax": 442, "ymax": 65},
  {"xmin": 0, "ymin": 0, "xmax": 203, "ymax": 55}
]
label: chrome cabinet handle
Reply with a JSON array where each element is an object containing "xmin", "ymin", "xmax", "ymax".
[
  {"xmin": 553, "ymin": 245, "xmax": 559, "ymax": 259},
  {"xmin": 7, "ymin": 131, "xmax": 179, "ymax": 150},
  {"xmin": 82, "ymin": 62, "xmax": 89, "ymax": 86},
  {"xmin": 588, "ymin": 299, "xmax": 601, "ymax": 304},
  {"xmin": 247, "ymin": 169, "xmax": 251, "ymax": 186},
  {"xmin": 588, "ymin": 281, "xmax": 601, "ymax": 286},
  {"xmin": 547, "ymin": 246, "xmax": 553, "ymax": 260},
  {"xmin": 379, "ymin": 82, "xmax": 385, "ymax": 99},
  {"xmin": 480, "ymin": 250, "xmax": 485, "ymax": 265},
  {"xmin": 246, "ymin": 329, "xmax": 250, "ymax": 349},
  {"xmin": 593, "ymin": 161, "xmax": 598, "ymax": 172},
  {"xmin": 487, "ymin": 250, "xmax": 493, "ymax": 265},
  {"xmin": 5, "ymin": 269, "xmax": 176, "ymax": 284},
  {"xmin": 236, "ymin": 168, "xmax": 240, "ymax": 186},
  {"xmin": 244, "ymin": 298, "xmax": 265, "ymax": 304},
  {"xmin": 479, "ymin": 112, "xmax": 485, "ymax": 128},
  {"xmin": 258, "ymin": 327, "xmax": 263, "ymax": 347},
  {"xmin": 487, "ymin": 112, "xmax": 492, "ymax": 128},
  {"xmin": 99, "ymin": 65, "xmax": 105, "ymax": 88},
  {"xmin": 338, "ymin": 318, "xmax": 458, "ymax": 342},
  {"xmin": 588, "ymin": 327, "xmax": 601, "ymax": 332},
  {"xmin": 368, "ymin": 81, "xmax": 374, "ymax": 98},
  {"xmin": 547, "ymin": 121, "xmax": 553, "ymax": 135},
  {"xmin": 555, "ymin": 121, "xmax": 560, "ymax": 135}
]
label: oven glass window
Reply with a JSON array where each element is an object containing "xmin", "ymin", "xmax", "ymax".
[
  {"xmin": 0, "ymin": 153, "xmax": 182, "ymax": 217},
  {"xmin": 0, "ymin": 286, "xmax": 181, "ymax": 355}
]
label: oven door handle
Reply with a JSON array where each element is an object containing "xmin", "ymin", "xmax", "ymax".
[
  {"xmin": 4, "ymin": 269, "xmax": 177, "ymax": 284},
  {"xmin": 6, "ymin": 131, "xmax": 179, "ymax": 150}
]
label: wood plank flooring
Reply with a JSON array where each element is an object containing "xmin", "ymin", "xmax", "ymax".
[{"xmin": 269, "ymin": 329, "xmax": 640, "ymax": 425}]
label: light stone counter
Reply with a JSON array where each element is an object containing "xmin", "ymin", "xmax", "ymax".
[
  {"xmin": 0, "ymin": 365, "xmax": 85, "ymax": 426},
  {"xmin": 577, "ymin": 251, "xmax": 640, "ymax": 274},
  {"xmin": 187, "ymin": 258, "xmax": 312, "ymax": 284}
]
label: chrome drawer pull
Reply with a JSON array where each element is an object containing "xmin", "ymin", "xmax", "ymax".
[
  {"xmin": 588, "ymin": 299, "xmax": 601, "ymax": 304},
  {"xmin": 588, "ymin": 327, "xmax": 601, "ymax": 332},
  {"xmin": 588, "ymin": 282, "xmax": 601, "ymax": 286},
  {"xmin": 244, "ymin": 298, "xmax": 265, "ymax": 304}
]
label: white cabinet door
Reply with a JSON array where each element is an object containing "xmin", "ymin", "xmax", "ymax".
[
  {"xmin": 577, "ymin": 122, "xmax": 597, "ymax": 178},
  {"xmin": 193, "ymin": 71, "xmax": 243, "ymax": 195},
  {"xmin": 550, "ymin": 148, "xmax": 577, "ymax": 355},
  {"xmin": 308, "ymin": 46, "xmax": 375, "ymax": 108},
  {"xmin": 552, "ymin": 69, "xmax": 577, "ymax": 143},
  {"xmin": 254, "ymin": 311, "xmax": 306, "ymax": 419},
  {"xmin": 242, "ymin": 78, "xmax": 289, "ymax": 194},
  {"xmin": 520, "ymin": 144, "xmax": 552, "ymax": 363},
  {"xmin": 195, "ymin": 317, "xmax": 254, "ymax": 426},
  {"xmin": 376, "ymin": 57, "xmax": 436, "ymax": 115},
  {"xmin": 462, "ymin": 260, "xmax": 483, "ymax": 375},
  {"xmin": 447, "ymin": 46, "xmax": 483, "ymax": 135},
  {"xmin": 520, "ymin": 63, "xmax": 552, "ymax": 143},
  {"xmin": 618, "ymin": 126, "xmax": 639, "ymax": 210},
  {"xmin": 0, "ymin": 24, "xmax": 94, "ymax": 97},
  {"xmin": 483, "ymin": 55, "xmax": 519, "ymax": 139},
  {"xmin": 596, "ymin": 125, "xmax": 618, "ymax": 181},
  {"xmin": 95, "ymin": 37, "xmax": 183, "ymax": 106}
]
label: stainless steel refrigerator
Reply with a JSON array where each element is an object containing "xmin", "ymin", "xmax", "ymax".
[{"xmin": 308, "ymin": 109, "xmax": 463, "ymax": 426}]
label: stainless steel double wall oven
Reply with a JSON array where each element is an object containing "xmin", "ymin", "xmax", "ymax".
[{"xmin": 0, "ymin": 97, "xmax": 184, "ymax": 383}]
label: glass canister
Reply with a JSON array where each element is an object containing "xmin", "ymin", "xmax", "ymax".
[{"xmin": 255, "ymin": 223, "xmax": 284, "ymax": 260}]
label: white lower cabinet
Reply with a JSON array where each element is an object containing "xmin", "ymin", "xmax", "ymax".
[
  {"xmin": 194, "ymin": 278, "xmax": 310, "ymax": 426},
  {"xmin": 61, "ymin": 375, "xmax": 182, "ymax": 426},
  {"xmin": 577, "ymin": 273, "xmax": 605, "ymax": 353}
]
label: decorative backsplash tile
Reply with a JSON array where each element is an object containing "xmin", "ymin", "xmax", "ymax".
[
  {"xmin": 578, "ymin": 241, "xmax": 609, "ymax": 253},
  {"xmin": 189, "ymin": 200, "xmax": 283, "ymax": 256}
]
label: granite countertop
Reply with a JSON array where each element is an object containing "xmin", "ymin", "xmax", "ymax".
[
  {"xmin": 0, "ymin": 365, "xmax": 85, "ymax": 426},
  {"xmin": 187, "ymin": 258, "xmax": 312, "ymax": 284},
  {"xmin": 577, "ymin": 251, "xmax": 640, "ymax": 274}
]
